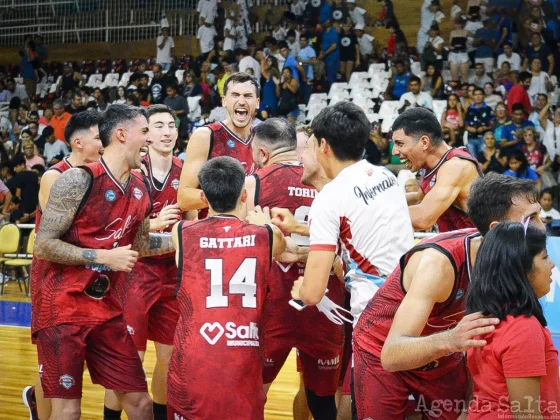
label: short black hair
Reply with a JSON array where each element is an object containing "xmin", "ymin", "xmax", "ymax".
[
  {"xmin": 278, "ymin": 41, "xmax": 289, "ymax": 50},
  {"xmin": 254, "ymin": 118, "xmax": 296, "ymax": 151},
  {"xmin": 31, "ymin": 164, "xmax": 45, "ymax": 175},
  {"xmin": 502, "ymin": 41, "xmax": 512, "ymax": 47},
  {"xmin": 467, "ymin": 173, "xmax": 539, "ymax": 236},
  {"xmin": 10, "ymin": 153, "xmax": 25, "ymax": 168},
  {"xmin": 198, "ymin": 156, "xmax": 246, "ymax": 213},
  {"xmin": 511, "ymin": 103, "xmax": 525, "ymax": 113},
  {"xmin": 541, "ymin": 188, "xmax": 554, "ymax": 199},
  {"xmin": 300, "ymin": 32, "xmax": 310, "ymax": 41},
  {"xmin": 223, "ymin": 72, "xmax": 260, "ymax": 98},
  {"xmin": 64, "ymin": 109, "xmax": 101, "ymax": 144},
  {"xmin": 310, "ymin": 101, "xmax": 370, "ymax": 161},
  {"xmin": 391, "ymin": 107, "xmax": 443, "ymax": 146},
  {"xmin": 473, "ymin": 87, "xmax": 484, "ymax": 95},
  {"xmin": 99, "ymin": 104, "xmax": 148, "ymax": 147},
  {"xmin": 519, "ymin": 71, "xmax": 532, "ymax": 83},
  {"xmin": 147, "ymin": 104, "xmax": 177, "ymax": 119},
  {"xmin": 409, "ymin": 75, "xmax": 421, "ymax": 84},
  {"xmin": 475, "ymin": 62, "xmax": 485, "ymax": 67},
  {"xmin": 466, "ymin": 222, "xmax": 547, "ymax": 326}
]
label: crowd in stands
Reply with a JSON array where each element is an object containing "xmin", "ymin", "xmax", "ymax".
[{"xmin": 0, "ymin": 0, "xmax": 559, "ymax": 234}]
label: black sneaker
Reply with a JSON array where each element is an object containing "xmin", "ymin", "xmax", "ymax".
[{"xmin": 22, "ymin": 386, "xmax": 39, "ymax": 420}]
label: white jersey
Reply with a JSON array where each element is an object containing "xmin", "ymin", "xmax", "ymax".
[{"xmin": 309, "ymin": 160, "xmax": 414, "ymax": 321}]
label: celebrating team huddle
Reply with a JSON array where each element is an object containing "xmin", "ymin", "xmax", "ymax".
[{"xmin": 25, "ymin": 72, "xmax": 559, "ymax": 420}]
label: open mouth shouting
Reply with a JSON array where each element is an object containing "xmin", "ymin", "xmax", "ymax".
[{"xmin": 234, "ymin": 108, "xmax": 250, "ymax": 123}]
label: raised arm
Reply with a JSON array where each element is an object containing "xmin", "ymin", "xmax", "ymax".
[
  {"xmin": 381, "ymin": 249, "xmax": 499, "ymax": 372},
  {"xmin": 408, "ymin": 158, "xmax": 477, "ymax": 230},
  {"xmin": 177, "ymin": 127, "xmax": 211, "ymax": 211},
  {"xmin": 35, "ymin": 168, "xmax": 138, "ymax": 271}
]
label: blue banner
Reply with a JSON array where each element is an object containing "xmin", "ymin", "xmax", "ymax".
[{"xmin": 543, "ymin": 238, "xmax": 560, "ymax": 333}]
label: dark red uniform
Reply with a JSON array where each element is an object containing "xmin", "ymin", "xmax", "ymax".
[
  {"xmin": 198, "ymin": 122, "xmax": 256, "ymax": 219},
  {"xmin": 34, "ymin": 157, "xmax": 74, "ymax": 231},
  {"xmin": 353, "ymin": 229, "xmax": 480, "ymax": 419},
  {"xmin": 254, "ymin": 163, "xmax": 346, "ymax": 396},
  {"xmin": 31, "ymin": 158, "xmax": 152, "ymax": 398},
  {"xmin": 167, "ymin": 216, "xmax": 272, "ymax": 420},
  {"xmin": 420, "ymin": 148, "xmax": 482, "ymax": 232},
  {"xmin": 115, "ymin": 154, "xmax": 182, "ymax": 351}
]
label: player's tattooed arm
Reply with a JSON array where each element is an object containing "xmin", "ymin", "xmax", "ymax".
[
  {"xmin": 35, "ymin": 168, "xmax": 99, "ymax": 265},
  {"xmin": 133, "ymin": 217, "xmax": 175, "ymax": 257}
]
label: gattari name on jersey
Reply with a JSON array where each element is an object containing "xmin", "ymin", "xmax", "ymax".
[{"xmin": 200, "ymin": 235, "xmax": 256, "ymax": 249}]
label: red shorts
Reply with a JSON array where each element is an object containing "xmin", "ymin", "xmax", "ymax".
[
  {"xmin": 36, "ymin": 316, "xmax": 147, "ymax": 399},
  {"xmin": 117, "ymin": 259, "xmax": 179, "ymax": 351},
  {"xmin": 353, "ymin": 345, "xmax": 468, "ymax": 420}
]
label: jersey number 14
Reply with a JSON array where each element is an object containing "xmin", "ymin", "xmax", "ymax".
[{"xmin": 205, "ymin": 258, "xmax": 257, "ymax": 309}]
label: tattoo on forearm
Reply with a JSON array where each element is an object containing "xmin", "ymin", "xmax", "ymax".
[
  {"xmin": 150, "ymin": 235, "xmax": 163, "ymax": 250},
  {"xmin": 134, "ymin": 218, "xmax": 175, "ymax": 257},
  {"xmin": 35, "ymin": 169, "xmax": 96, "ymax": 266}
]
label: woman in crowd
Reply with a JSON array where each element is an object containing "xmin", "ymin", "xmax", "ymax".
[
  {"xmin": 114, "ymin": 86, "xmax": 127, "ymax": 104},
  {"xmin": 483, "ymin": 82, "xmax": 502, "ymax": 110},
  {"xmin": 441, "ymin": 93, "xmax": 464, "ymax": 146},
  {"xmin": 466, "ymin": 222, "xmax": 559, "ymax": 419},
  {"xmin": 181, "ymin": 70, "xmax": 204, "ymax": 98},
  {"xmin": 38, "ymin": 107, "xmax": 52, "ymax": 130},
  {"xmin": 503, "ymin": 149, "xmax": 539, "ymax": 180},
  {"xmin": 522, "ymin": 126, "xmax": 554, "ymax": 180},
  {"xmin": 494, "ymin": 60, "xmax": 517, "ymax": 95},
  {"xmin": 448, "ymin": 17, "xmax": 470, "ymax": 82},
  {"xmin": 339, "ymin": 22, "xmax": 359, "ymax": 82},
  {"xmin": 22, "ymin": 139, "xmax": 45, "ymax": 170},
  {"xmin": 277, "ymin": 67, "xmax": 299, "ymax": 123},
  {"xmin": 259, "ymin": 54, "xmax": 280, "ymax": 120},
  {"xmin": 477, "ymin": 131, "xmax": 505, "ymax": 174},
  {"xmin": 492, "ymin": 102, "xmax": 512, "ymax": 142},
  {"xmin": 421, "ymin": 64, "xmax": 444, "ymax": 99}
]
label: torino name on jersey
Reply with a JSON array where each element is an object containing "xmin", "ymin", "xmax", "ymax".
[{"xmin": 309, "ymin": 160, "xmax": 414, "ymax": 319}]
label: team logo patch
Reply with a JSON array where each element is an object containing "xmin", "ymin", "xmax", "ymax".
[
  {"xmin": 455, "ymin": 288, "xmax": 464, "ymax": 300},
  {"xmin": 171, "ymin": 179, "xmax": 180, "ymax": 190},
  {"xmin": 84, "ymin": 275, "xmax": 110, "ymax": 299},
  {"xmin": 311, "ymin": 0, "xmax": 320, "ymax": 6},
  {"xmin": 127, "ymin": 325, "xmax": 135, "ymax": 335},
  {"xmin": 105, "ymin": 190, "xmax": 116, "ymax": 202},
  {"xmin": 226, "ymin": 139, "xmax": 235, "ymax": 148},
  {"xmin": 429, "ymin": 175, "xmax": 436, "ymax": 188},
  {"xmin": 341, "ymin": 36, "xmax": 351, "ymax": 47},
  {"xmin": 333, "ymin": 10, "xmax": 343, "ymax": 20},
  {"xmin": 200, "ymin": 322, "xmax": 225, "ymax": 345},
  {"xmin": 59, "ymin": 374, "xmax": 75, "ymax": 390},
  {"xmin": 133, "ymin": 187, "xmax": 143, "ymax": 200}
]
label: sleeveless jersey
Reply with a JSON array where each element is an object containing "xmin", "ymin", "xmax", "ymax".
[
  {"xmin": 420, "ymin": 148, "xmax": 482, "ymax": 233},
  {"xmin": 31, "ymin": 158, "xmax": 152, "ymax": 335},
  {"xmin": 167, "ymin": 216, "xmax": 272, "ymax": 418},
  {"xmin": 198, "ymin": 122, "xmax": 256, "ymax": 219},
  {"xmin": 253, "ymin": 162, "xmax": 345, "ymax": 310},
  {"xmin": 141, "ymin": 154, "xmax": 182, "ymax": 266},
  {"xmin": 34, "ymin": 157, "xmax": 74, "ymax": 231},
  {"xmin": 353, "ymin": 228, "xmax": 480, "ymax": 380}
]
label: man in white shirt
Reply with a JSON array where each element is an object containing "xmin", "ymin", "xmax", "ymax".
[
  {"xmin": 197, "ymin": 18, "xmax": 218, "ymax": 59},
  {"xmin": 42, "ymin": 126, "xmax": 70, "ymax": 166},
  {"xmin": 417, "ymin": 0, "xmax": 439, "ymax": 54},
  {"xmin": 497, "ymin": 42, "xmax": 521, "ymax": 71},
  {"xmin": 398, "ymin": 76, "xmax": 433, "ymax": 112},
  {"xmin": 156, "ymin": 27, "xmax": 175, "ymax": 71},
  {"xmin": 235, "ymin": 14, "xmax": 248, "ymax": 50},
  {"xmin": 346, "ymin": 0, "xmax": 366, "ymax": 27},
  {"xmin": 355, "ymin": 24, "xmax": 375, "ymax": 62},
  {"xmin": 223, "ymin": 10, "xmax": 237, "ymax": 53},
  {"xmin": 197, "ymin": 0, "xmax": 218, "ymax": 25},
  {"xmin": 237, "ymin": 49, "xmax": 261, "ymax": 81},
  {"xmin": 291, "ymin": 101, "xmax": 414, "ymax": 320}
]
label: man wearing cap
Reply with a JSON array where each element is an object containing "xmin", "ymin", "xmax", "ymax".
[
  {"xmin": 156, "ymin": 27, "xmax": 175, "ymax": 71},
  {"xmin": 355, "ymin": 24, "xmax": 375, "ymax": 65},
  {"xmin": 417, "ymin": 0, "xmax": 440, "ymax": 54},
  {"xmin": 346, "ymin": 0, "xmax": 366, "ymax": 27}
]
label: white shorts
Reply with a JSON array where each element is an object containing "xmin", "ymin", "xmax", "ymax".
[{"xmin": 448, "ymin": 52, "xmax": 469, "ymax": 65}]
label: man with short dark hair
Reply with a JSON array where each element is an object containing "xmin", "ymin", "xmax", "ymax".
[
  {"xmin": 150, "ymin": 63, "xmax": 176, "ymax": 104},
  {"xmin": 51, "ymin": 98, "xmax": 72, "ymax": 142},
  {"xmin": 468, "ymin": 62, "xmax": 493, "ymax": 88},
  {"xmin": 168, "ymin": 156, "xmax": 285, "ymax": 419},
  {"xmin": 392, "ymin": 107, "xmax": 482, "ymax": 231},
  {"xmin": 5, "ymin": 154, "xmax": 39, "ymax": 223},
  {"xmin": 65, "ymin": 92, "xmax": 86, "ymax": 115},
  {"xmin": 32, "ymin": 104, "xmax": 174, "ymax": 420},
  {"xmin": 353, "ymin": 173, "xmax": 546, "ymax": 419},
  {"xmin": 500, "ymin": 103, "xmax": 535, "ymax": 155},
  {"xmin": 398, "ymin": 75, "xmax": 433, "ymax": 112},
  {"xmin": 465, "ymin": 87, "xmax": 494, "ymax": 157},
  {"xmin": 178, "ymin": 73, "xmax": 260, "ymax": 218},
  {"xmin": 43, "ymin": 125, "xmax": 70, "ymax": 167},
  {"xmin": 523, "ymin": 32, "xmax": 555, "ymax": 75},
  {"xmin": 291, "ymin": 101, "xmax": 413, "ymax": 318}
]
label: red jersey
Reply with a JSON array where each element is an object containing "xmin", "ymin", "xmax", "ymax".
[
  {"xmin": 31, "ymin": 158, "xmax": 152, "ymax": 335},
  {"xmin": 420, "ymin": 147, "xmax": 482, "ymax": 232},
  {"xmin": 353, "ymin": 229, "xmax": 480, "ymax": 380},
  {"xmin": 253, "ymin": 162, "xmax": 345, "ymax": 316},
  {"xmin": 35, "ymin": 157, "xmax": 74, "ymax": 231},
  {"xmin": 167, "ymin": 216, "xmax": 272, "ymax": 419},
  {"xmin": 198, "ymin": 122, "xmax": 256, "ymax": 219}
]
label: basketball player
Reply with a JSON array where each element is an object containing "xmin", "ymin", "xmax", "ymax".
[
  {"xmin": 391, "ymin": 108, "xmax": 482, "ymax": 232},
  {"xmin": 290, "ymin": 101, "xmax": 414, "ymax": 319},
  {"xmin": 178, "ymin": 72, "xmax": 259, "ymax": 218},
  {"xmin": 104, "ymin": 105, "xmax": 182, "ymax": 420},
  {"xmin": 353, "ymin": 173, "xmax": 545, "ymax": 419},
  {"xmin": 23, "ymin": 110, "xmax": 104, "ymax": 420},
  {"xmin": 244, "ymin": 118, "xmax": 345, "ymax": 420},
  {"xmin": 32, "ymin": 105, "xmax": 174, "ymax": 420},
  {"xmin": 167, "ymin": 156, "xmax": 285, "ymax": 420}
]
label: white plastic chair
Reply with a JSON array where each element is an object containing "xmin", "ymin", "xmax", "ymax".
[
  {"xmin": 353, "ymin": 96, "xmax": 375, "ymax": 108},
  {"xmin": 118, "ymin": 72, "xmax": 132, "ymax": 87},
  {"xmin": 187, "ymin": 96, "xmax": 202, "ymax": 121},
  {"xmin": 328, "ymin": 89, "xmax": 350, "ymax": 100},
  {"xmin": 86, "ymin": 74, "xmax": 103, "ymax": 88},
  {"xmin": 364, "ymin": 110, "xmax": 378, "ymax": 123},
  {"xmin": 410, "ymin": 61, "xmax": 422, "ymax": 76},
  {"xmin": 368, "ymin": 63, "xmax": 386, "ymax": 78},
  {"xmin": 175, "ymin": 69, "xmax": 185, "ymax": 82},
  {"xmin": 432, "ymin": 100, "xmax": 447, "ymax": 120},
  {"xmin": 378, "ymin": 100, "xmax": 399, "ymax": 120},
  {"xmin": 104, "ymin": 73, "xmax": 120, "ymax": 88},
  {"xmin": 350, "ymin": 87, "xmax": 374, "ymax": 99}
]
